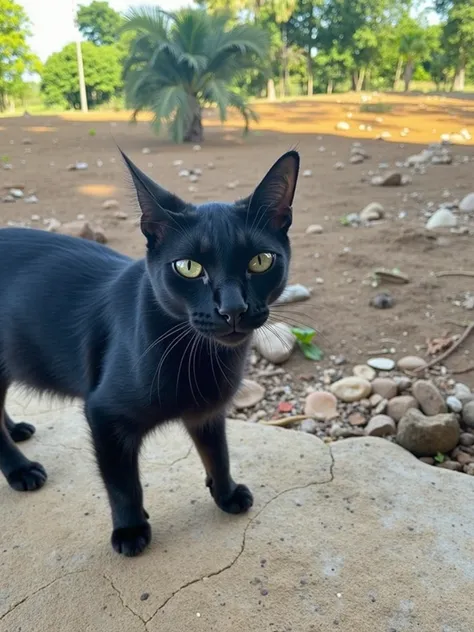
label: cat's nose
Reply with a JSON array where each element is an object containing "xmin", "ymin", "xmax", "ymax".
[{"xmin": 218, "ymin": 303, "xmax": 248, "ymax": 328}]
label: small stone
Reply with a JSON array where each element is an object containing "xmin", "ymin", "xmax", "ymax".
[
  {"xmin": 394, "ymin": 376, "xmax": 412, "ymax": 392},
  {"xmin": 350, "ymin": 154, "xmax": 365, "ymax": 164},
  {"xmin": 233, "ymin": 379, "xmax": 265, "ymax": 409},
  {"xmin": 365, "ymin": 415, "xmax": 396, "ymax": 437},
  {"xmin": 397, "ymin": 356, "xmax": 427, "ymax": 372},
  {"xmin": 419, "ymin": 456, "xmax": 435, "ymax": 465},
  {"xmin": 299, "ymin": 419, "xmax": 319, "ymax": 434},
  {"xmin": 193, "ymin": 145, "xmax": 201, "ymax": 151},
  {"xmin": 140, "ymin": 592, "xmax": 150, "ymax": 601},
  {"xmin": 114, "ymin": 210, "xmax": 128, "ymax": 220},
  {"xmin": 75, "ymin": 162, "xmax": 88, "ymax": 170},
  {"xmin": 207, "ymin": 162, "xmax": 215, "ymax": 169},
  {"xmin": 353, "ymin": 365, "xmax": 376, "ymax": 381},
  {"xmin": 426, "ymin": 208, "xmax": 457, "ymax": 230},
  {"xmin": 406, "ymin": 151, "xmax": 431, "ymax": 166},
  {"xmin": 46, "ymin": 218, "xmax": 62, "ymax": 232},
  {"xmin": 142, "ymin": 147, "xmax": 151, "ymax": 154},
  {"xmin": 334, "ymin": 162, "xmax": 345, "ymax": 170},
  {"xmin": 304, "ymin": 391, "xmax": 338, "ymax": 421},
  {"xmin": 462, "ymin": 401, "xmax": 474, "ymax": 428},
  {"xmin": 302, "ymin": 169, "xmax": 313, "ymax": 177},
  {"xmin": 189, "ymin": 174, "xmax": 199, "ymax": 183},
  {"xmin": 459, "ymin": 432, "xmax": 474, "ymax": 447},
  {"xmin": 412, "ymin": 380, "xmax": 447, "ymax": 416},
  {"xmin": 456, "ymin": 451, "xmax": 473, "ymax": 466},
  {"xmin": 330, "ymin": 377, "xmax": 372, "ymax": 403},
  {"xmin": 373, "ymin": 398, "xmax": 388, "ymax": 415},
  {"xmin": 370, "ymin": 292, "xmax": 394, "ymax": 309},
  {"xmin": 275, "ymin": 284, "xmax": 311, "ymax": 305},
  {"xmin": 336, "ymin": 121, "xmax": 350, "ymax": 131},
  {"xmin": 226, "ymin": 181, "xmax": 239, "ymax": 189},
  {"xmin": 454, "ymin": 383, "xmax": 473, "ymax": 405},
  {"xmin": 397, "ymin": 409, "xmax": 460, "ymax": 456},
  {"xmin": 330, "ymin": 425, "xmax": 364, "ymax": 439},
  {"xmin": 372, "ymin": 172, "xmax": 402, "ymax": 187},
  {"xmin": 253, "ymin": 323, "xmax": 295, "ymax": 364},
  {"xmin": 464, "ymin": 463, "xmax": 474, "ymax": 476},
  {"xmin": 367, "ymin": 357, "xmax": 395, "ymax": 371},
  {"xmin": 93, "ymin": 228, "xmax": 107, "ymax": 244},
  {"xmin": 431, "ymin": 153, "xmax": 452, "ymax": 165},
  {"xmin": 459, "ymin": 193, "xmax": 474, "ymax": 213},
  {"xmin": 60, "ymin": 221, "xmax": 96, "ymax": 241},
  {"xmin": 371, "ymin": 378, "xmax": 397, "ymax": 400},
  {"xmin": 387, "ymin": 396, "xmax": 418, "ymax": 422},
  {"xmin": 360, "ymin": 202, "xmax": 384, "ymax": 222},
  {"xmin": 102, "ymin": 199, "xmax": 119, "ymax": 210},
  {"xmin": 9, "ymin": 188, "xmax": 24, "ymax": 199},
  {"xmin": 446, "ymin": 396, "xmax": 462, "ymax": 413},
  {"xmin": 370, "ymin": 393, "xmax": 383, "ymax": 407},
  {"xmin": 22, "ymin": 137, "xmax": 32, "ymax": 145},
  {"xmin": 348, "ymin": 412, "xmax": 366, "ymax": 427},
  {"xmin": 438, "ymin": 460, "xmax": 463, "ymax": 472},
  {"xmin": 2, "ymin": 194, "xmax": 15, "ymax": 203},
  {"xmin": 305, "ymin": 224, "xmax": 323, "ymax": 235},
  {"xmin": 24, "ymin": 195, "xmax": 38, "ymax": 203},
  {"xmin": 179, "ymin": 169, "xmax": 190, "ymax": 177}
]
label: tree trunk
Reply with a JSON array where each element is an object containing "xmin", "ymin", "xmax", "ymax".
[
  {"xmin": 403, "ymin": 60, "xmax": 414, "ymax": 92},
  {"xmin": 393, "ymin": 56, "xmax": 403, "ymax": 90},
  {"xmin": 307, "ymin": 49, "xmax": 313, "ymax": 96},
  {"xmin": 453, "ymin": 64, "xmax": 465, "ymax": 91},
  {"xmin": 351, "ymin": 72, "xmax": 357, "ymax": 91},
  {"xmin": 364, "ymin": 68, "xmax": 371, "ymax": 91},
  {"xmin": 267, "ymin": 78, "xmax": 276, "ymax": 101},
  {"xmin": 327, "ymin": 79, "xmax": 334, "ymax": 94},
  {"xmin": 184, "ymin": 110, "xmax": 203, "ymax": 143},
  {"xmin": 355, "ymin": 67, "xmax": 365, "ymax": 92},
  {"xmin": 282, "ymin": 23, "xmax": 289, "ymax": 97}
]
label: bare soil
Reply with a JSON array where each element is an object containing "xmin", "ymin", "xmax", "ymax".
[{"xmin": 2, "ymin": 94, "xmax": 474, "ymax": 384}]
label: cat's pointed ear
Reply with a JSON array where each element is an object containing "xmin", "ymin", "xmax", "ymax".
[
  {"xmin": 247, "ymin": 150, "xmax": 300, "ymax": 233},
  {"xmin": 119, "ymin": 148, "xmax": 186, "ymax": 244}
]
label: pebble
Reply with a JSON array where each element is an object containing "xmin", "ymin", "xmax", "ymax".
[
  {"xmin": 2, "ymin": 194, "xmax": 15, "ymax": 203},
  {"xmin": 446, "ymin": 396, "xmax": 462, "ymax": 413},
  {"xmin": 114, "ymin": 210, "xmax": 128, "ymax": 220},
  {"xmin": 372, "ymin": 172, "xmax": 402, "ymax": 187},
  {"xmin": 367, "ymin": 357, "xmax": 395, "ymax": 371},
  {"xmin": 353, "ymin": 365, "xmax": 376, "ymax": 381},
  {"xmin": 275, "ymin": 284, "xmax": 311, "ymax": 305},
  {"xmin": 330, "ymin": 425, "xmax": 364, "ymax": 439},
  {"xmin": 397, "ymin": 409, "xmax": 460, "ymax": 456},
  {"xmin": 46, "ymin": 218, "xmax": 62, "ymax": 232},
  {"xmin": 142, "ymin": 147, "xmax": 151, "ymax": 154},
  {"xmin": 371, "ymin": 378, "xmax": 397, "ymax": 400},
  {"xmin": 334, "ymin": 162, "xmax": 345, "ymax": 170},
  {"xmin": 348, "ymin": 412, "xmax": 366, "ymax": 427},
  {"xmin": 454, "ymin": 382, "xmax": 473, "ymax": 405},
  {"xmin": 360, "ymin": 202, "xmax": 384, "ymax": 222},
  {"xmin": 330, "ymin": 377, "xmax": 372, "ymax": 402},
  {"xmin": 305, "ymin": 224, "xmax": 323, "ymax": 235},
  {"xmin": 365, "ymin": 415, "xmax": 396, "ymax": 437},
  {"xmin": 179, "ymin": 169, "xmax": 190, "ymax": 177},
  {"xmin": 102, "ymin": 199, "xmax": 119, "ymax": 210},
  {"xmin": 438, "ymin": 460, "xmax": 463, "ymax": 472},
  {"xmin": 336, "ymin": 121, "xmax": 350, "ymax": 131},
  {"xmin": 461, "ymin": 401, "xmax": 474, "ymax": 428},
  {"xmin": 459, "ymin": 432, "xmax": 474, "ymax": 447},
  {"xmin": 59, "ymin": 221, "xmax": 96, "ymax": 241},
  {"xmin": 419, "ymin": 456, "xmax": 435, "ymax": 465},
  {"xmin": 253, "ymin": 322, "xmax": 295, "ymax": 364},
  {"xmin": 370, "ymin": 292, "xmax": 394, "ymax": 309},
  {"xmin": 193, "ymin": 145, "xmax": 201, "ymax": 151},
  {"xmin": 394, "ymin": 376, "xmax": 412, "ymax": 392},
  {"xmin": 387, "ymin": 396, "xmax": 419, "ymax": 422},
  {"xmin": 412, "ymin": 380, "xmax": 447, "ymax": 415},
  {"xmin": 304, "ymin": 391, "xmax": 338, "ymax": 421},
  {"xmin": 227, "ymin": 181, "xmax": 239, "ymax": 189},
  {"xmin": 406, "ymin": 151, "xmax": 431, "ymax": 166},
  {"xmin": 302, "ymin": 169, "xmax": 312, "ymax": 177},
  {"xmin": 350, "ymin": 154, "xmax": 364, "ymax": 164},
  {"xmin": 459, "ymin": 192, "xmax": 474, "ymax": 213},
  {"xmin": 397, "ymin": 356, "xmax": 427, "ymax": 372},
  {"xmin": 299, "ymin": 419, "xmax": 319, "ymax": 434},
  {"xmin": 10, "ymin": 188, "xmax": 24, "ymax": 198},
  {"xmin": 233, "ymin": 379, "xmax": 265, "ymax": 409},
  {"xmin": 24, "ymin": 195, "xmax": 38, "ymax": 203},
  {"xmin": 426, "ymin": 208, "xmax": 457, "ymax": 230},
  {"xmin": 464, "ymin": 463, "xmax": 474, "ymax": 476}
]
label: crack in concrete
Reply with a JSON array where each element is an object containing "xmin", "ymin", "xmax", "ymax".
[
  {"xmin": 0, "ymin": 570, "xmax": 89, "ymax": 622},
  {"xmin": 103, "ymin": 574, "xmax": 147, "ymax": 630},
  {"xmin": 145, "ymin": 445, "xmax": 335, "ymax": 626},
  {"xmin": 168, "ymin": 444, "xmax": 193, "ymax": 468}
]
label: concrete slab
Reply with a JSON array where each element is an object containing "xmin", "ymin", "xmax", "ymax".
[{"xmin": 1, "ymin": 393, "xmax": 473, "ymax": 631}]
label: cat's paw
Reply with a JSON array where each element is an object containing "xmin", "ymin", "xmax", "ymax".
[
  {"xmin": 9, "ymin": 422, "xmax": 36, "ymax": 443},
  {"xmin": 7, "ymin": 462, "xmax": 47, "ymax": 491},
  {"xmin": 111, "ymin": 522, "xmax": 151, "ymax": 557},
  {"xmin": 213, "ymin": 483, "xmax": 254, "ymax": 515}
]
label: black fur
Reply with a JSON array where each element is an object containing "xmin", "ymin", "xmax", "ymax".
[{"xmin": 0, "ymin": 150, "xmax": 299, "ymax": 556}]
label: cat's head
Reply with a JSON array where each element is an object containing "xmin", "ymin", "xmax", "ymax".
[{"xmin": 122, "ymin": 149, "xmax": 299, "ymax": 347}]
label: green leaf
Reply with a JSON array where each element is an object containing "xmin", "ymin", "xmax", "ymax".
[
  {"xmin": 299, "ymin": 342, "xmax": 324, "ymax": 361},
  {"xmin": 291, "ymin": 326, "xmax": 316, "ymax": 346},
  {"xmin": 434, "ymin": 452, "xmax": 445, "ymax": 463}
]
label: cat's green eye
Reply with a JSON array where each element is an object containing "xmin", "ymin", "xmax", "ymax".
[
  {"xmin": 173, "ymin": 259, "xmax": 203, "ymax": 279},
  {"xmin": 248, "ymin": 252, "xmax": 274, "ymax": 274}
]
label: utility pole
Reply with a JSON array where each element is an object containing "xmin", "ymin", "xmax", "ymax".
[{"xmin": 72, "ymin": 0, "xmax": 88, "ymax": 112}]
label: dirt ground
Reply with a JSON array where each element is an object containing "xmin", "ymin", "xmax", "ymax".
[{"xmin": 2, "ymin": 94, "xmax": 474, "ymax": 384}]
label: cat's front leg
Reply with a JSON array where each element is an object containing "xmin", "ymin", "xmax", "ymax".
[
  {"xmin": 85, "ymin": 399, "xmax": 151, "ymax": 556},
  {"xmin": 185, "ymin": 415, "xmax": 253, "ymax": 514}
]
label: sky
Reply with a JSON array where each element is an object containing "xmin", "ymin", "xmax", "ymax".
[{"xmin": 20, "ymin": 0, "xmax": 189, "ymax": 61}]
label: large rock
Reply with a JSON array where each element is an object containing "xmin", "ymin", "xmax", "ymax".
[
  {"xmin": 2, "ymin": 392, "xmax": 474, "ymax": 631},
  {"xmin": 253, "ymin": 322, "xmax": 295, "ymax": 364},
  {"xmin": 397, "ymin": 408, "xmax": 460, "ymax": 456},
  {"xmin": 425, "ymin": 208, "xmax": 457, "ymax": 230}
]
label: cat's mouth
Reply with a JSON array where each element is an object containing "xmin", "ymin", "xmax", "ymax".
[{"xmin": 214, "ymin": 331, "xmax": 251, "ymax": 347}]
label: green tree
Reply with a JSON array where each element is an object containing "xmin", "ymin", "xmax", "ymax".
[
  {"xmin": 76, "ymin": 0, "xmax": 123, "ymax": 46},
  {"xmin": 399, "ymin": 27, "xmax": 428, "ymax": 91},
  {"xmin": 41, "ymin": 42, "xmax": 122, "ymax": 109},
  {"xmin": 436, "ymin": 0, "xmax": 474, "ymax": 91},
  {"xmin": 122, "ymin": 7, "xmax": 269, "ymax": 143},
  {"xmin": 0, "ymin": 0, "xmax": 41, "ymax": 111}
]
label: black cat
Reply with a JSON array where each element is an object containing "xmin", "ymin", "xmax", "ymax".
[{"xmin": 0, "ymin": 149, "xmax": 299, "ymax": 556}]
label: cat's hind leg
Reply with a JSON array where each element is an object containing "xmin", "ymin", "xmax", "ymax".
[
  {"xmin": 5, "ymin": 411, "xmax": 36, "ymax": 442},
  {"xmin": 0, "ymin": 382, "xmax": 47, "ymax": 491}
]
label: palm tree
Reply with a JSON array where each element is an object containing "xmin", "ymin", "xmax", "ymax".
[
  {"xmin": 122, "ymin": 7, "xmax": 269, "ymax": 143},
  {"xmin": 400, "ymin": 31, "xmax": 428, "ymax": 92}
]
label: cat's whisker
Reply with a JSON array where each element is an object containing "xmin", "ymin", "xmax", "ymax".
[
  {"xmin": 133, "ymin": 322, "xmax": 189, "ymax": 370},
  {"xmin": 192, "ymin": 334, "xmax": 208, "ymax": 405},
  {"xmin": 207, "ymin": 337, "xmax": 222, "ymax": 398},
  {"xmin": 175, "ymin": 329, "xmax": 196, "ymax": 401},
  {"xmin": 152, "ymin": 326, "xmax": 192, "ymax": 405},
  {"xmin": 212, "ymin": 342, "xmax": 236, "ymax": 391}
]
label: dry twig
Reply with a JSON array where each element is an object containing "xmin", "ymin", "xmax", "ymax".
[
  {"xmin": 435, "ymin": 271, "xmax": 474, "ymax": 278},
  {"xmin": 413, "ymin": 321, "xmax": 474, "ymax": 372},
  {"xmin": 260, "ymin": 415, "xmax": 309, "ymax": 427}
]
